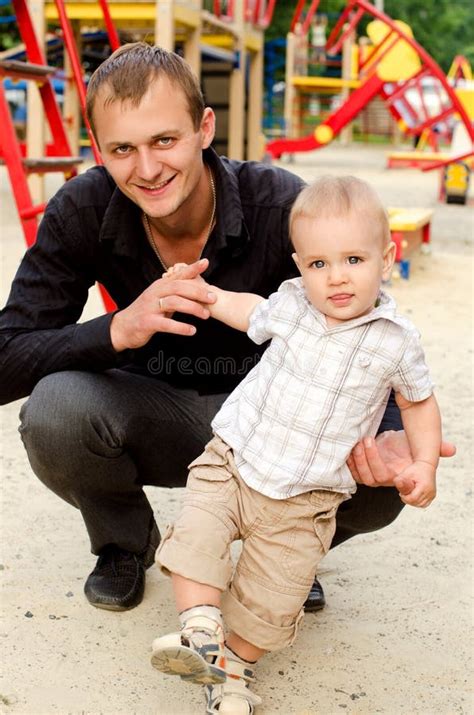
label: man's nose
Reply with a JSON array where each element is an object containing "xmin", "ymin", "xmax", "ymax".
[{"xmin": 136, "ymin": 149, "xmax": 161, "ymax": 182}]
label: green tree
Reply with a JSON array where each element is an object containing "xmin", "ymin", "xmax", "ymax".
[{"xmin": 385, "ymin": 0, "xmax": 474, "ymax": 71}]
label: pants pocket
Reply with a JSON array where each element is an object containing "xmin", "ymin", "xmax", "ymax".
[
  {"xmin": 313, "ymin": 504, "xmax": 339, "ymax": 554},
  {"xmin": 186, "ymin": 436, "xmax": 237, "ymax": 498}
]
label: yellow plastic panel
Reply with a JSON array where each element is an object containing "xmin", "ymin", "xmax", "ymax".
[{"xmin": 366, "ymin": 19, "xmax": 421, "ymax": 81}]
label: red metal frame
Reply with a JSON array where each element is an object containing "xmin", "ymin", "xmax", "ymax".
[
  {"xmin": 11, "ymin": 0, "xmax": 72, "ymax": 159},
  {"xmin": 0, "ymin": 80, "xmax": 38, "ymax": 246},
  {"xmin": 266, "ymin": 0, "xmax": 474, "ymax": 159},
  {"xmin": 422, "ymin": 151, "xmax": 474, "ymax": 172},
  {"xmin": 212, "ymin": 0, "xmax": 276, "ymax": 28},
  {"xmin": 53, "ymin": 0, "xmax": 102, "ymax": 164},
  {"xmin": 290, "ymin": 0, "xmax": 306, "ymax": 32},
  {"xmin": 97, "ymin": 0, "xmax": 120, "ymax": 51},
  {"xmin": 2, "ymin": 0, "xmax": 118, "ymax": 312}
]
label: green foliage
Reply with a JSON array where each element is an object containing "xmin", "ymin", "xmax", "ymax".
[
  {"xmin": 0, "ymin": 11, "xmax": 19, "ymax": 51},
  {"xmin": 385, "ymin": 0, "xmax": 474, "ymax": 71}
]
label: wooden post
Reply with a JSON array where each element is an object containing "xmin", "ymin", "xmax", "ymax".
[
  {"xmin": 183, "ymin": 0, "xmax": 202, "ymax": 78},
  {"xmin": 155, "ymin": 0, "xmax": 174, "ymax": 50},
  {"xmin": 26, "ymin": 0, "xmax": 45, "ymax": 203},
  {"xmin": 284, "ymin": 32, "xmax": 297, "ymax": 138},
  {"xmin": 340, "ymin": 23, "xmax": 354, "ymax": 145},
  {"xmin": 246, "ymin": 38, "xmax": 263, "ymax": 160},
  {"xmin": 63, "ymin": 19, "xmax": 81, "ymax": 156},
  {"xmin": 228, "ymin": 0, "xmax": 245, "ymax": 160}
]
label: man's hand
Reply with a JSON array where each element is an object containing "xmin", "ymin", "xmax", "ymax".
[
  {"xmin": 110, "ymin": 259, "xmax": 215, "ymax": 351},
  {"xmin": 347, "ymin": 430, "xmax": 456, "ymax": 489}
]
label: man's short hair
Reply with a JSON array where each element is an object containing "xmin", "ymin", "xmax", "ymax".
[
  {"xmin": 289, "ymin": 175, "xmax": 391, "ymax": 246},
  {"xmin": 86, "ymin": 42, "xmax": 205, "ymax": 136}
]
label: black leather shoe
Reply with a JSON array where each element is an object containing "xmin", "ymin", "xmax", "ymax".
[
  {"xmin": 303, "ymin": 577, "xmax": 326, "ymax": 612},
  {"xmin": 84, "ymin": 523, "xmax": 160, "ymax": 611}
]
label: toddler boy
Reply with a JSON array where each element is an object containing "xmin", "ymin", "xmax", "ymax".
[{"xmin": 150, "ymin": 176, "xmax": 441, "ymax": 714}]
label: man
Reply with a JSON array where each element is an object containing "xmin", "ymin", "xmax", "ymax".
[{"xmin": 0, "ymin": 43, "xmax": 453, "ymax": 613}]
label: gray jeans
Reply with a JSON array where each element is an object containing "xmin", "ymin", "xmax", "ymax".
[{"xmin": 19, "ymin": 369, "xmax": 404, "ymax": 556}]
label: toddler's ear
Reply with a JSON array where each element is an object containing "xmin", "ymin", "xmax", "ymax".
[
  {"xmin": 382, "ymin": 241, "xmax": 396, "ymax": 280},
  {"xmin": 292, "ymin": 252, "xmax": 302, "ymax": 274}
]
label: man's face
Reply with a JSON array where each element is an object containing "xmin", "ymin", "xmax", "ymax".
[
  {"xmin": 92, "ymin": 76, "xmax": 215, "ymax": 220},
  {"xmin": 292, "ymin": 212, "xmax": 395, "ymax": 326}
]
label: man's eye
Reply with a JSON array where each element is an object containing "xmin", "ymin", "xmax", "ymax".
[
  {"xmin": 311, "ymin": 260, "xmax": 325, "ymax": 269},
  {"xmin": 347, "ymin": 256, "xmax": 361, "ymax": 264},
  {"xmin": 114, "ymin": 145, "xmax": 132, "ymax": 155},
  {"xmin": 156, "ymin": 137, "xmax": 173, "ymax": 147}
]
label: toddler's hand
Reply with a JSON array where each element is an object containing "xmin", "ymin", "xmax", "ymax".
[
  {"xmin": 162, "ymin": 263, "xmax": 191, "ymax": 280},
  {"xmin": 393, "ymin": 461, "xmax": 436, "ymax": 508}
]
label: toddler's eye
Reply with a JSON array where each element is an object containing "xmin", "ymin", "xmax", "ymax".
[
  {"xmin": 347, "ymin": 256, "xmax": 361, "ymax": 264},
  {"xmin": 311, "ymin": 260, "xmax": 325, "ymax": 269}
]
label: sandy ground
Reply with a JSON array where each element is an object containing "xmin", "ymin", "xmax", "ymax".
[{"xmin": 0, "ymin": 145, "xmax": 473, "ymax": 715}]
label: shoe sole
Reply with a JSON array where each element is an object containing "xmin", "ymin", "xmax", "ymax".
[
  {"xmin": 151, "ymin": 644, "xmax": 226, "ymax": 685},
  {"xmin": 88, "ymin": 600, "xmax": 134, "ymax": 612}
]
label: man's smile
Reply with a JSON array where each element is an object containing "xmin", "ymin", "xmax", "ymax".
[{"xmin": 136, "ymin": 175, "xmax": 176, "ymax": 193}]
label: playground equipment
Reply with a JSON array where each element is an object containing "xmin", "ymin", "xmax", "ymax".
[
  {"xmin": 388, "ymin": 207, "xmax": 433, "ymax": 280},
  {"xmin": 265, "ymin": 0, "xmax": 474, "ymax": 168}
]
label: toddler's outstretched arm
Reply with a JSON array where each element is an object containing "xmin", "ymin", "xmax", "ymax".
[{"xmin": 163, "ymin": 259, "xmax": 264, "ymax": 332}]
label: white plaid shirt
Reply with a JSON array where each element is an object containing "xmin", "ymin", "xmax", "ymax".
[{"xmin": 212, "ymin": 278, "xmax": 434, "ymax": 499}]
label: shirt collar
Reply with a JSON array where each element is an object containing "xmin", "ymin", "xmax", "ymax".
[
  {"xmin": 98, "ymin": 147, "xmax": 250, "ymax": 262},
  {"xmin": 290, "ymin": 278, "xmax": 401, "ymax": 331}
]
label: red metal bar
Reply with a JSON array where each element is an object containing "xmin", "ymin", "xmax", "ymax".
[
  {"xmin": 325, "ymin": 1, "xmax": 355, "ymax": 49},
  {"xmin": 12, "ymin": 0, "xmax": 72, "ymax": 158},
  {"xmin": 327, "ymin": 7, "xmax": 364, "ymax": 55},
  {"xmin": 290, "ymin": 0, "xmax": 307, "ymax": 32},
  {"xmin": 422, "ymin": 151, "xmax": 474, "ymax": 172},
  {"xmin": 259, "ymin": 0, "xmax": 276, "ymax": 28},
  {"xmin": 266, "ymin": 72, "xmax": 383, "ymax": 158},
  {"xmin": 323, "ymin": 72, "xmax": 384, "ymax": 133},
  {"xmin": 359, "ymin": 30, "xmax": 398, "ymax": 74},
  {"xmin": 226, "ymin": 0, "xmax": 235, "ymax": 21},
  {"xmin": 53, "ymin": 0, "xmax": 102, "ymax": 164},
  {"xmin": 20, "ymin": 202, "xmax": 47, "ymax": 219},
  {"xmin": 97, "ymin": 0, "xmax": 120, "ymax": 51},
  {"xmin": 249, "ymin": 0, "xmax": 261, "ymax": 23},
  {"xmin": 405, "ymin": 106, "xmax": 454, "ymax": 134},
  {"xmin": 325, "ymin": 0, "xmax": 358, "ymax": 53},
  {"xmin": 0, "ymin": 80, "xmax": 38, "ymax": 246},
  {"xmin": 383, "ymin": 66, "xmax": 429, "ymax": 105},
  {"xmin": 301, "ymin": 0, "xmax": 321, "ymax": 36}
]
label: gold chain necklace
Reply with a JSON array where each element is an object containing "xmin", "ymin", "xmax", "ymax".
[{"xmin": 143, "ymin": 165, "xmax": 216, "ymax": 272}]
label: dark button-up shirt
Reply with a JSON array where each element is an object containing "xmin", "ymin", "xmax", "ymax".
[{"xmin": 0, "ymin": 148, "xmax": 305, "ymax": 403}]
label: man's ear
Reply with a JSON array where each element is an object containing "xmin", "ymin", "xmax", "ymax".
[
  {"xmin": 200, "ymin": 107, "xmax": 216, "ymax": 149},
  {"xmin": 292, "ymin": 252, "xmax": 302, "ymax": 274},
  {"xmin": 382, "ymin": 241, "xmax": 396, "ymax": 280}
]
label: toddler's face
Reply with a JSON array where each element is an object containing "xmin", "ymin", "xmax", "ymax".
[{"xmin": 292, "ymin": 211, "xmax": 395, "ymax": 326}]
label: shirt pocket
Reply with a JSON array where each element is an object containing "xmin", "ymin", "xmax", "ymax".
[{"xmin": 333, "ymin": 350, "xmax": 392, "ymax": 405}]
